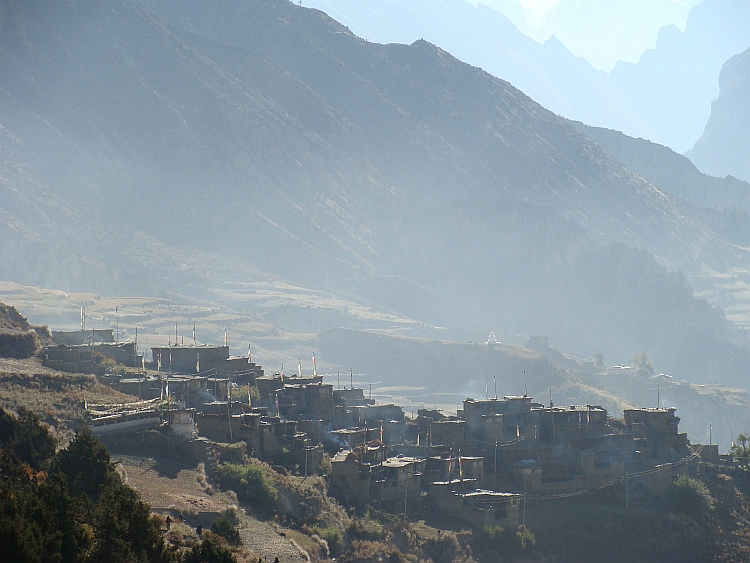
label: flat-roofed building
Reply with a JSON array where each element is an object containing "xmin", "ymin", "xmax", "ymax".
[
  {"xmin": 624, "ymin": 408, "xmax": 689, "ymax": 461},
  {"xmin": 151, "ymin": 345, "xmax": 229, "ymax": 375},
  {"xmin": 334, "ymin": 387, "xmax": 374, "ymax": 407},
  {"xmin": 52, "ymin": 329, "xmax": 114, "ymax": 345},
  {"xmin": 278, "ymin": 382, "xmax": 334, "ymax": 423}
]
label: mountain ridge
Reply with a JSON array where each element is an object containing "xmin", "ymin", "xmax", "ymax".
[
  {"xmin": 610, "ymin": 0, "xmax": 750, "ymax": 153},
  {"xmin": 0, "ymin": 0, "xmax": 748, "ymax": 389},
  {"xmin": 688, "ymin": 47, "xmax": 750, "ymax": 184},
  {"xmin": 575, "ymin": 122, "xmax": 750, "ymax": 213},
  {"xmin": 304, "ymin": 0, "xmax": 661, "ymax": 145}
]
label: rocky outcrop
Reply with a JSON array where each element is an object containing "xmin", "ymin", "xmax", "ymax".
[
  {"xmin": 0, "ymin": 302, "xmax": 41, "ymax": 358},
  {"xmin": 688, "ymin": 47, "xmax": 750, "ymax": 184}
]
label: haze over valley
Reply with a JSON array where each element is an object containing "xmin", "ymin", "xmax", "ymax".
[
  {"xmin": 1, "ymin": 0, "xmax": 750, "ymax": 448},
  {"xmin": 6, "ymin": 2, "xmax": 750, "ymax": 562}
]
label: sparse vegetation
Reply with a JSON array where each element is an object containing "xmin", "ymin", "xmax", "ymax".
[
  {"xmin": 232, "ymin": 385, "xmax": 260, "ymax": 406},
  {"xmin": 718, "ymin": 207, "xmax": 750, "ymax": 246},
  {"xmin": 481, "ymin": 525, "xmax": 536, "ymax": 559},
  {"xmin": 670, "ymin": 475, "xmax": 716, "ymax": 520},
  {"xmin": 183, "ymin": 532, "xmax": 236, "ymax": 563},
  {"xmin": 347, "ymin": 514, "xmax": 386, "ymax": 541},
  {"xmin": 102, "ymin": 358, "xmax": 127, "ymax": 375},
  {"xmin": 309, "ymin": 525, "xmax": 343, "ymax": 557},
  {"xmin": 215, "ymin": 461, "xmax": 279, "ymax": 515},
  {"xmin": 211, "ymin": 517, "xmax": 243, "ymax": 546},
  {"xmin": 421, "ymin": 529, "xmax": 461, "ymax": 563},
  {"xmin": 0, "ymin": 357, "xmax": 137, "ymax": 438},
  {"xmin": 0, "ymin": 330, "xmax": 38, "ymax": 359}
]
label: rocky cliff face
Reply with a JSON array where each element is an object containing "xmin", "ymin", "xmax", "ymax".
[
  {"xmin": 688, "ymin": 47, "xmax": 750, "ymax": 185},
  {"xmin": 610, "ymin": 0, "xmax": 750, "ymax": 153}
]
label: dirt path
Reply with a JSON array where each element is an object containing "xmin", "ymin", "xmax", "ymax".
[
  {"xmin": 237, "ymin": 516, "xmax": 308, "ymax": 563},
  {"xmin": 117, "ymin": 455, "xmax": 307, "ymax": 563}
]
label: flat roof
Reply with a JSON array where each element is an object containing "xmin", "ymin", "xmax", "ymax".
[
  {"xmin": 433, "ymin": 419, "xmax": 465, "ymax": 424},
  {"xmin": 461, "ymin": 490, "xmax": 521, "ymax": 498},
  {"xmin": 624, "ymin": 407, "xmax": 676, "ymax": 413},
  {"xmin": 329, "ymin": 428, "xmax": 368, "ymax": 435},
  {"xmin": 152, "ymin": 344, "xmax": 228, "ymax": 350},
  {"xmin": 332, "ymin": 450, "xmax": 354, "ymax": 462},
  {"xmin": 464, "ymin": 396, "xmax": 531, "ymax": 404},
  {"xmin": 536, "ymin": 405, "xmax": 606, "ymax": 412},
  {"xmin": 382, "ymin": 456, "xmax": 424, "ymax": 468}
]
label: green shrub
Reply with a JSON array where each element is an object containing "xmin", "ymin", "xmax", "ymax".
[
  {"xmin": 517, "ymin": 526, "xmax": 536, "ymax": 550},
  {"xmin": 348, "ymin": 517, "xmax": 386, "ymax": 541},
  {"xmin": 311, "ymin": 525, "xmax": 343, "ymax": 556},
  {"xmin": 0, "ymin": 407, "xmax": 56, "ymax": 469},
  {"xmin": 101, "ymin": 358, "xmax": 126, "ymax": 375},
  {"xmin": 211, "ymin": 517, "xmax": 242, "ymax": 546},
  {"xmin": 422, "ymin": 531, "xmax": 460, "ymax": 563},
  {"xmin": 670, "ymin": 475, "xmax": 715, "ymax": 519},
  {"xmin": 482, "ymin": 525, "xmax": 535, "ymax": 558},
  {"xmin": 232, "ymin": 385, "xmax": 260, "ymax": 405},
  {"xmin": 731, "ymin": 433, "xmax": 750, "ymax": 467},
  {"xmin": 215, "ymin": 462, "xmax": 278, "ymax": 514},
  {"xmin": 319, "ymin": 452, "xmax": 333, "ymax": 476},
  {"xmin": 51, "ymin": 426, "xmax": 118, "ymax": 501},
  {"xmin": 183, "ymin": 532, "xmax": 236, "ymax": 563}
]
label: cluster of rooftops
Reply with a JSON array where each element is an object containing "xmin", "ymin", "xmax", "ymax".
[{"xmin": 56, "ymin": 331, "xmax": 710, "ymax": 526}]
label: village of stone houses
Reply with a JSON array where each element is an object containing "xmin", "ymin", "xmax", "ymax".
[
  {"xmin": 4, "ymin": 303, "xmax": 746, "ymax": 563},
  {"xmin": 8, "ymin": 312, "xmax": 723, "ymax": 559}
]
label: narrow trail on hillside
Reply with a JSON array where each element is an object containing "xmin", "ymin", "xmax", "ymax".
[{"xmin": 237, "ymin": 515, "xmax": 308, "ymax": 563}]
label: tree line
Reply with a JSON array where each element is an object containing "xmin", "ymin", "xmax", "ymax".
[{"xmin": 0, "ymin": 406, "xmax": 235, "ymax": 563}]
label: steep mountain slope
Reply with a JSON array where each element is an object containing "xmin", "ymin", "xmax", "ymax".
[
  {"xmin": 610, "ymin": 0, "xmax": 750, "ymax": 153},
  {"xmin": 139, "ymin": 0, "xmax": 740, "ymax": 272},
  {"xmin": 688, "ymin": 47, "xmax": 750, "ymax": 184},
  {"xmin": 0, "ymin": 0, "xmax": 400, "ymax": 291},
  {"xmin": 304, "ymin": 0, "xmax": 658, "ymax": 140},
  {"xmin": 303, "ymin": 0, "xmax": 750, "ymax": 155},
  {"xmin": 0, "ymin": 0, "xmax": 749, "ymax": 387},
  {"xmin": 576, "ymin": 123, "xmax": 750, "ymax": 213},
  {"xmin": 573, "ymin": 123, "xmax": 750, "ymax": 325}
]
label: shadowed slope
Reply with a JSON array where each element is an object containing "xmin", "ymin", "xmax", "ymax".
[{"xmin": 0, "ymin": 0, "xmax": 748, "ymax": 386}]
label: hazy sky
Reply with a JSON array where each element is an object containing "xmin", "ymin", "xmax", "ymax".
[{"xmin": 474, "ymin": 0, "xmax": 704, "ymax": 70}]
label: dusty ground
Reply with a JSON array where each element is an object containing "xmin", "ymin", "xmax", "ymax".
[
  {"xmin": 237, "ymin": 519, "xmax": 312, "ymax": 563},
  {"xmin": 117, "ymin": 455, "xmax": 229, "ymax": 515},
  {"xmin": 0, "ymin": 357, "xmax": 138, "ymax": 440},
  {"xmin": 117, "ymin": 454, "xmax": 310, "ymax": 563}
]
